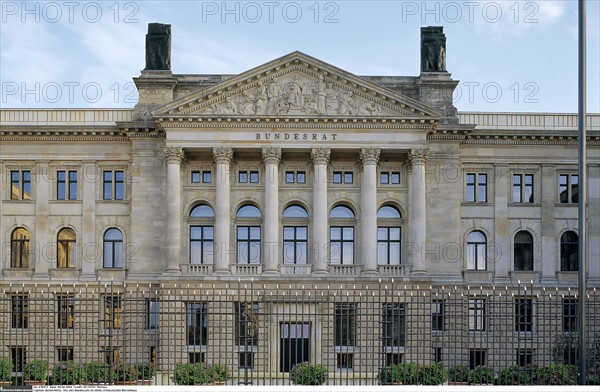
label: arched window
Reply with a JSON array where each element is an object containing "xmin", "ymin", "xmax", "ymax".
[
  {"xmin": 103, "ymin": 228, "xmax": 123, "ymax": 268},
  {"xmin": 57, "ymin": 228, "xmax": 76, "ymax": 268},
  {"xmin": 466, "ymin": 231, "xmax": 486, "ymax": 271},
  {"xmin": 329, "ymin": 205, "xmax": 355, "ymax": 265},
  {"xmin": 560, "ymin": 231, "xmax": 578, "ymax": 272},
  {"xmin": 11, "ymin": 228, "xmax": 30, "ymax": 268},
  {"xmin": 377, "ymin": 206, "xmax": 402, "ymax": 265},
  {"xmin": 189, "ymin": 204, "xmax": 214, "ymax": 264},
  {"xmin": 236, "ymin": 205, "xmax": 261, "ymax": 264},
  {"xmin": 283, "ymin": 205, "xmax": 308, "ymax": 265},
  {"xmin": 514, "ymin": 231, "xmax": 533, "ymax": 271}
]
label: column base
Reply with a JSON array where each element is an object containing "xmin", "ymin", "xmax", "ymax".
[
  {"xmin": 262, "ymin": 270, "xmax": 280, "ymax": 276},
  {"xmin": 540, "ymin": 276, "xmax": 558, "ymax": 285},
  {"xmin": 162, "ymin": 268, "xmax": 181, "ymax": 276},
  {"xmin": 80, "ymin": 273, "xmax": 97, "ymax": 281},
  {"xmin": 362, "ymin": 269, "xmax": 378, "ymax": 276},
  {"xmin": 212, "ymin": 269, "xmax": 231, "ymax": 276},
  {"xmin": 311, "ymin": 269, "xmax": 330, "ymax": 277}
]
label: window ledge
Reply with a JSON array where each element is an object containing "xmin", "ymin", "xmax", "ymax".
[
  {"xmin": 2, "ymin": 268, "xmax": 33, "ymax": 278},
  {"xmin": 49, "ymin": 268, "xmax": 81, "ymax": 279},
  {"xmin": 508, "ymin": 203, "xmax": 540, "ymax": 207},
  {"xmin": 463, "ymin": 270, "xmax": 493, "ymax": 282},
  {"xmin": 510, "ymin": 271, "xmax": 540, "ymax": 284},
  {"xmin": 98, "ymin": 269, "xmax": 127, "ymax": 281}
]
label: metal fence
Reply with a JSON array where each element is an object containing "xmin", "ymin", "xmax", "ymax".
[{"xmin": 1, "ymin": 280, "xmax": 598, "ymax": 386}]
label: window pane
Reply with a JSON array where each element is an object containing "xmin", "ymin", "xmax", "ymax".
[
  {"xmin": 190, "ymin": 226, "xmax": 203, "ymax": 240},
  {"xmin": 203, "ymin": 171, "xmax": 212, "ymax": 183},
  {"xmin": 333, "ymin": 172, "xmax": 342, "ymax": 184},
  {"xmin": 297, "ymin": 243, "xmax": 307, "ymax": 264},
  {"xmin": 330, "ymin": 206, "xmax": 354, "ymax": 218},
  {"xmin": 378, "ymin": 228, "xmax": 388, "ymax": 240},
  {"xmin": 190, "ymin": 242, "xmax": 202, "ymax": 264},
  {"xmin": 204, "ymin": 227, "xmax": 213, "ymax": 240},
  {"xmin": 389, "ymin": 242, "xmax": 400, "ymax": 265},
  {"xmin": 283, "ymin": 205, "xmax": 308, "ymax": 218},
  {"xmin": 343, "ymin": 227, "xmax": 354, "ymax": 239},
  {"xmin": 329, "ymin": 243, "xmax": 341, "ymax": 264},
  {"xmin": 103, "ymin": 171, "xmax": 112, "ymax": 199},
  {"xmin": 283, "ymin": 227, "xmax": 294, "ymax": 240},
  {"xmin": 378, "ymin": 206, "xmax": 401, "ymax": 218},
  {"xmin": 296, "ymin": 227, "xmax": 307, "ymax": 240},
  {"xmin": 239, "ymin": 172, "xmax": 248, "ymax": 183},
  {"xmin": 285, "ymin": 172, "xmax": 294, "ymax": 183},
  {"xmin": 344, "ymin": 172, "xmax": 353, "ymax": 183},
  {"xmin": 378, "ymin": 243, "xmax": 387, "ymax": 265},
  {"xmin": 115, "ymin": 181, "xmax": 124, "ymax": 200},
  {"xmin": 342, "ymin": 242, "xmax": 354, "ymax": 264},
  {"xmin": 249, "ymin": 227, "xmax": 261, "ymax": 240},
  {"xmin": 238, "ymin": 243, "xmax": 249, "ymax": 264},
  {"xmin": 380, "ymin": 172, "xmax": 389, "ymax": 184},
  {"xmin": 190, "ymin": 204, "xmax": 215, "ymax": 218},
  {"xmin": 297, "ymin": 172, "xmax": 305, "ymax": 183},
  {"xmin": 283, "ymin": 243, "xmax": 295, "ymax": 264},
  {"xmin": 467, "ymin": 244, "xmax": 475, "ymax": 270},
  {"xmin": 204, "ymin": 243, "xmax": 214, "ymax": 264},
  {"xmin": 237, "ymin": 205, "xmax": 261, "ymax": 218},
  {"xmin": 389, "ymin": 227, "xmax": 401, "ymax": 240},
  {"xmin": 330, "ymin": 227, "xmax": 341, "ymax": 240},
  {"xmin": 114, "ymin": 242, "xmax": 123, "ymax": 267},
  {"xmin": 104, "ymin": 243, "xmax": 114, "ymax": 267},
  {"xmin": 192, "ymin": 171, "xmax": 201, "ymax": 183},
  {"xmin": 69, "ymin": 172, "xmax": 77, "ymax": 200},
  {"xmin": 391, "ymin": 172, "xmax": 400, "ymax": 184},
  {"xmin": 248, "ymin": 242, "xmax": 260, "ymax": 264},
  {"xmin": 237, "ymin": 227, "xmax": 249, "ymax": 240},
  {"xmin": 477, "ymin": 245, "xmax": 486, "ymax": 270},
  {"xmin": 250, "ymin": 171, "xmax": 259, "ymax": 183}
]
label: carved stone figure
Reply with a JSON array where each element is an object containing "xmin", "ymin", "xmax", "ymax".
[
  {"xmin": 144, "ymin": 23, "xmax": 171, "ymax": 71},
  {"xmin": 312, "ymin": 75, "xmax": 327, "ymax": 115},
  {"xmin": 238, "ymin": 90, "xmax": 254, "ymax": 115},
  {"xmin": 420, "ymin": 26, "xmax": 446, "ymax": 73},
  {"xmin": 215, "ymin": 98, "xmax": 236, "ymax": 115},
  {"xmin": 253, "ymin": 81, "xmax": 268, "ymax": 115},
  {"xmin": 337, "ymin": 90, "xmax": 355, "ymax": 115},
  {"xmin": 284, "ymin": 75, "xmax": 304, "ymax": 110}
]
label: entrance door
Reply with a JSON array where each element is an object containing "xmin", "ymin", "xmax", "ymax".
[{"xmin": 280, "ymin": 322, "xmax": 310, "ymax": 372}]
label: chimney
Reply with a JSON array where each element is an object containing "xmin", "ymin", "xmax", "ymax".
[
  {"xmin": 420, "ymin": 26, "xmax": 446, "ymax": 73},
  {"xmin": 144, "ymin": 23, "xmax": 171, "ymax": 71}
]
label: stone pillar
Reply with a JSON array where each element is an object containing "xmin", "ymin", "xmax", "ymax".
[
  {"xmin": 164, "ymin": 146, "xmax": 184, "ymax": 274},
  {"xmin": 262, "ymin": 147, "xmax": 281, "ymax": 275},
  {"xmin": 360, "ymin": 148, "xmax": 380, "ymax": 275},
  {"xmin": 311, "ymin": 148, "xmax": 330, "ymax": 275},
  {"xmin": 33, "ymin": 162, "xmax": 50, "ymax": 279},
  {"xmin": 81, "ymin": 162, "xmax": 97, "ymax": 280},
  {"xmin": 213, "ymin": 147, "xmax": 233, "ymax": 274},
  {"xmin": 494, "ymin": 164, "xmax": 510, "ymax": 282},
  {"xmin": 408, "ymin": 148, "xmax": 429, "ymax": 274},
  {"xmin": 540, "ymin": 165, "xmax": 557, "ymax": 283}
]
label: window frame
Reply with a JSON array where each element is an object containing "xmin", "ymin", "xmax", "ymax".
[
  {"xmin": 382, "ymin": 303, "xmax": 405, "ymax": 347},
  {"xmin": 11, "ymin": 295, "xmax": 28, "ymax": 329},
  {"xmin": 10, "ymin": 227, "xmax": 30, "ymax": 268},
  {"xmin": 239, "ymin": 170, "xmax": 259, "ymax": 184},
  {"xmin": 379, "ymin": 170, "xmax": 401, "ymax": 185},
  {"xmin": 559, "ymin": 173, "xmax": 579, "ymax": 204},
  {"xmin": 186, "ymin": 302, "xmax": 208, "ymax": 347},
  {"xmin": 57, "ymin": 170, "xmax": 78, "ymax": 200},
  {"xmin": 332, "ymin": 171, "xmax": 354, "ymax": 185},
  {"xmin": 191, "ymin": 170, "xmax": 212, "ymax": 184},
  {"xmin": 10, "ymin": 170, "xmax": 31, "ymax": 200},
  {"xmin": 560, "ymin": 231, "xmax": 579, "ymax": 272},
  {"xmin": 235, "ymin": 302, "xmax": 259, "ymax": 347},
  {"xmin": 512, "ymin": 173, "xmax": 534, "ymax": 203},
  {"xmin": 103, "ymin": 295, "xmax": 123, "ymax": 330},
  {"xmin": 57, "ymin": 227, "xmax": 77, "ymax": 268},
  {"xmin": 284, "ymin": 170, "xmax": 306, "ymax": 184},
  {"xmin": 514, "ymin": 231, "xmax": 534, "ymax": 271},
  {"xmin": 466, "ymin": 231, "xmax": 487, "ymax": 271},
  {"xmin": 57, "ymin": 295, "xmax": 75, "ymax": 330},
  {"xmin": 465, "ymin": 172, "xmax": 488, "ymax": 203},
  {"xmin": 431, "ymin": 300, "xmax": 445, "ymax": 332},
  {"xmin": 102, "ymin": 170, "xmax": 125, "ymax": 200},
  {"xmin": 562, "ymin": 297, "xmax": 578, "ymax": 333},
  {"xmin": 334, "ymin": 303, "xmax": 356, "ymax": 347},
  {"xmin": 468, "ymin": 298, "xmax": 487, "ymax": 332},
  {"xmin": 103, "ymin": 228, "xmax": 124, "ymax": 268},
  {"xmin": 515, "ymin": 297, "xmax": 534, "ymax": 333},
  {"xmin": 146, "ymin": 299, "xmax": 159, "ymax": 330}
]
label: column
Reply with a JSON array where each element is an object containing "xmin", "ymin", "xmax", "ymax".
[
  {"xmin": 311, "ymin": 148, "xmax": 330, "ymax": 275},
  {"xmin": 262, "ymin": 147, "xmax": 281, "ymax": 275},
  {"xmin": 164, "ymin": 146, "xmax": 184, "ymax": 274},
  {"xmin": 360, "ymin": 148, "xmax": 380, "ymax": 275},
  {"xmin": 408, "ymin": 148, "xmax": 429, "ymax": 274},
  {"xmin": 213, "ymin": 147, "xmax": 233, "ymax": 274},
  {"xmin": 81, "ymin": 162, "xmax": 97, "ymax": 280},
  {"xmin": 493, "ymin": 164, "xmax": 510, "ymax": 282},
  {"xmin": 33, "ymin": 162, "xmax": 50, "ymax": 278},
  {"xmin": 540, "ymin": 165, "xmax": 557, "ymax": 283}
]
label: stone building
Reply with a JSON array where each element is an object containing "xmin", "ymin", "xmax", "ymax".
[{"xmin": 0, "ymin": 25, "xmax": 599, "ymax": 385}]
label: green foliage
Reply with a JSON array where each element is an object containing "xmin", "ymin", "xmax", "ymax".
[
  {"xmin": 421, "ymin": 362, "xmax": 448, "ymax": 385},
  {"xmin": 50, "ymin": 361, "xmax": 85, "ymax": 385},
  {"xmin": 113, "ymin": 362, "xmax": 135, "ymax": 382},
  {"xmin": 134, "ymin": 362, "xmax": 156, "ymax": 380},
  {"xmin": 210, "ymin": 363, "xmax": 231, "ymax": 382},
  {"xmin": 83, "ymin": 361, "xmax": 114, "ymax": 384},
  {"xmin": 468, "ymin": 366, "xmax": 495, "ymax": 384},
  {"xmin": 448, "ymin": 364, "xmax": 470, "ymax": 382},
  {"xmin": 378, "ymin": 362, "xmax": 421, "ymax": 385},
  {"xmin": 289, "ymin": 362, "xmax": 328, "ymax": 385},
  {"xmin": 497, "ymin": 365, "xmax": 534, "ymax": 385},
  {"xmin": 535, "ymin": 364, "xmax": 577, "ymax": 385},
  {"xmin": 23, "ymin": 359, "xmax": 49, "ymax": 382},
  {"xmin": 0, "ymin": 357, "xmax": 11, "ymax": 382}
]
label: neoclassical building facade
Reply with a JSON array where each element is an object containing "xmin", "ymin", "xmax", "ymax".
[{"xmin": 0, "ymin": 25, "xmax": 599, "ymax": 384}]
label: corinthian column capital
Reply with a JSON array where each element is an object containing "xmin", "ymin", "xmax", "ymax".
[
  {"xmin": 213, "ymin": 147, "xmax": 233, "ymax": 165},
  {"xmin": 407, "ymin": 148, "xmax": 430, "ymax": 166},
  {"xmin": 359, "ymin": 148, "xmax": 380, "ymax": 165},
  {"xmin": 311, "ymin": 148, "xmax": 331, "ymax": 165},
  {"xmin": 262, "ymin": 147, "xmax": 282, "ymax": 165},
  {"xmin": 165, "ymin": 146, "xmax": 184, "ymax": 164}
]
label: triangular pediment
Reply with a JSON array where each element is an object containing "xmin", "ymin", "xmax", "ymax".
[{"xmin": 153, "ymin": 52, "xmax": 441, "ymax": 120}]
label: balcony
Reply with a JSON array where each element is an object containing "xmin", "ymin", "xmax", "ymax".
[
  {"xmin": 232, "ymin": 264, "xmax": 262, "ymax": 276},
  {"xmin": 181, "ymin": 264, "xmax": 213, "ymax": 275},
  {"xmin": 329, "ymin": 264, "xmax": 361, "ymax": 277},
  {"xmin": 378, "ymin": 264, "xmax": 411, "ymax": 277},
  {"xmin": 280, "ymin": 264, "xmax": 311, "ymax": 275}
]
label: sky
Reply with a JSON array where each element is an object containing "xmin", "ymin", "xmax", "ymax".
[{"xmin": 1, "ymin": 0, "xmax": 599, "ymax": 113}]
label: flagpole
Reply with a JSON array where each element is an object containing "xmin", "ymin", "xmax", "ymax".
[{"xmin": 577, "ymin": 0, "xmax": 587, "ymax": 385}]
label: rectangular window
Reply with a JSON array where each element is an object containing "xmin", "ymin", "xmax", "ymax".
[
  {"xmin": 335, "ymin": 303, "xmax": 356, "ymax": 347},
  {"xmin": 432, "ymin": 300, "xmax": 444, "ymax": 332},
  {"xmin": 434, "ymin": 347, "xmax": 443, "ymax": 363},
  {"xmin": 186, "ymin": 302, "xmax": 208, "ymax": 346},
  {"xmin": 469, "ymin": 350, "xmax": 486, "ymax": 369},
  {"xmin": 11, "ymin": 295, "xmax": 28, "ymax": 329},
  {"xmin": 466, "ymin": 173, "xmax": 487, "ymax": 203},
  {"xmin": 11, "ymin": 170, "xmax": 31, "ymax": 200},
  {"xmin": 337, "ymin": 353, "xmax": 353, "ymax": 369},
  {"xmin": 57, "ymin": 347, "xmax": 74, "ymax": 362},
  {"xmin": 103, "ymin": 170, "xmax": 124, "ymax": 200},
  {"xmin": 237, "ymin": 226, "xmax": 261, "ymax": 264},
  {"xmin": 239, "ymin": 352, "xmax": 254, "ymax": 369},
  {"xmin": 513, "ymin": 174, "xmax": 534, "ymax": 203},
  {"xmin": 235, "ymin": 302, "xmax": 259, "ymax": 347},
  {"xmin": 150, "ymin": 346, "xmax": 157, "ymax": 367},
  {"xmin": 57, "ymin": 170, "xmax": 78, "ymax": 200},
  {"xmin": 104, "ymin": 296, "xmax": 123, "ymax": 330},
  {"xmin": 188, "ymin": 352, "xmax": 205, "ymax": 364},
  {"xmin": 191, "ymin": 170, "xmax": 212, "ymax": 184},
  {"xmin": 285, "ymin": 171, "xmax": 306, "ymax": 184},
  {"xmin": 563, "ymin": 297, "xmax": 578, "ymax": 333},
  {"xmin": 517, "ymin": 350, "xmax": 533, "ymax": 367},
  {"xmin": 332, "ymin": 171, "xmax": 353, "ymax": 184},
  {"xmin": 11, "ymin": 347, "xmax": 26, "ymax": 372},
  {"xmin": 559, "ymin": 174, "xmax": 579, "ymax": 203},
  {"xmin": 377, "ymin": 227, "xmax": 401, "ymax": 265},
  {"xmin": 380, "ymin": 171, "xmax": 400, "ymax": 184},
  {"xmin": 515, "ymin": 298, "xmax": 533, "ymax": 332},
  {"xmin": 103, "ymin": 347, "xmax": 120, "ymax": 365},
  {"xmin": 382, "ymin": 303, "xmax": 405, "ymax": 347},
  {"xmin": 239, "ymin": 170, "xmax": 259, "ymax": 183},
  {"xmin": 385, "ymin": 353, "xmax": 402, "ymax": 366},
  {"xmin": 468, "ymin": 299, "xmax": 487, "ymax": 332},
  {"xmin": 330, "ymin": 227, "xmax": 354, "ymax": 265},
  {"xmin": 147, "ymin": 299, "xmax": 159, "ymax": 330},
  {"xmin": 57, "ymin": 295, "xmax": 75, "ymax": 329},
  {"xmin": 283, "ymin": 226, "xmax": 308, "ymax": 264},
  {"xmin": 190, "ymin": 226, "xmax": 214, "ymax": 264}
]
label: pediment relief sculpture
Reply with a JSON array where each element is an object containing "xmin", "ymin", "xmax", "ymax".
[{"xmin": 196, "ymin": 73, "xmax": 405, "ymax": 117}]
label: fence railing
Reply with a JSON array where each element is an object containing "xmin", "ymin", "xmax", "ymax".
[{"xmin": 0, "ymin": 280, "xmax": 598, "ymax": 386}]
